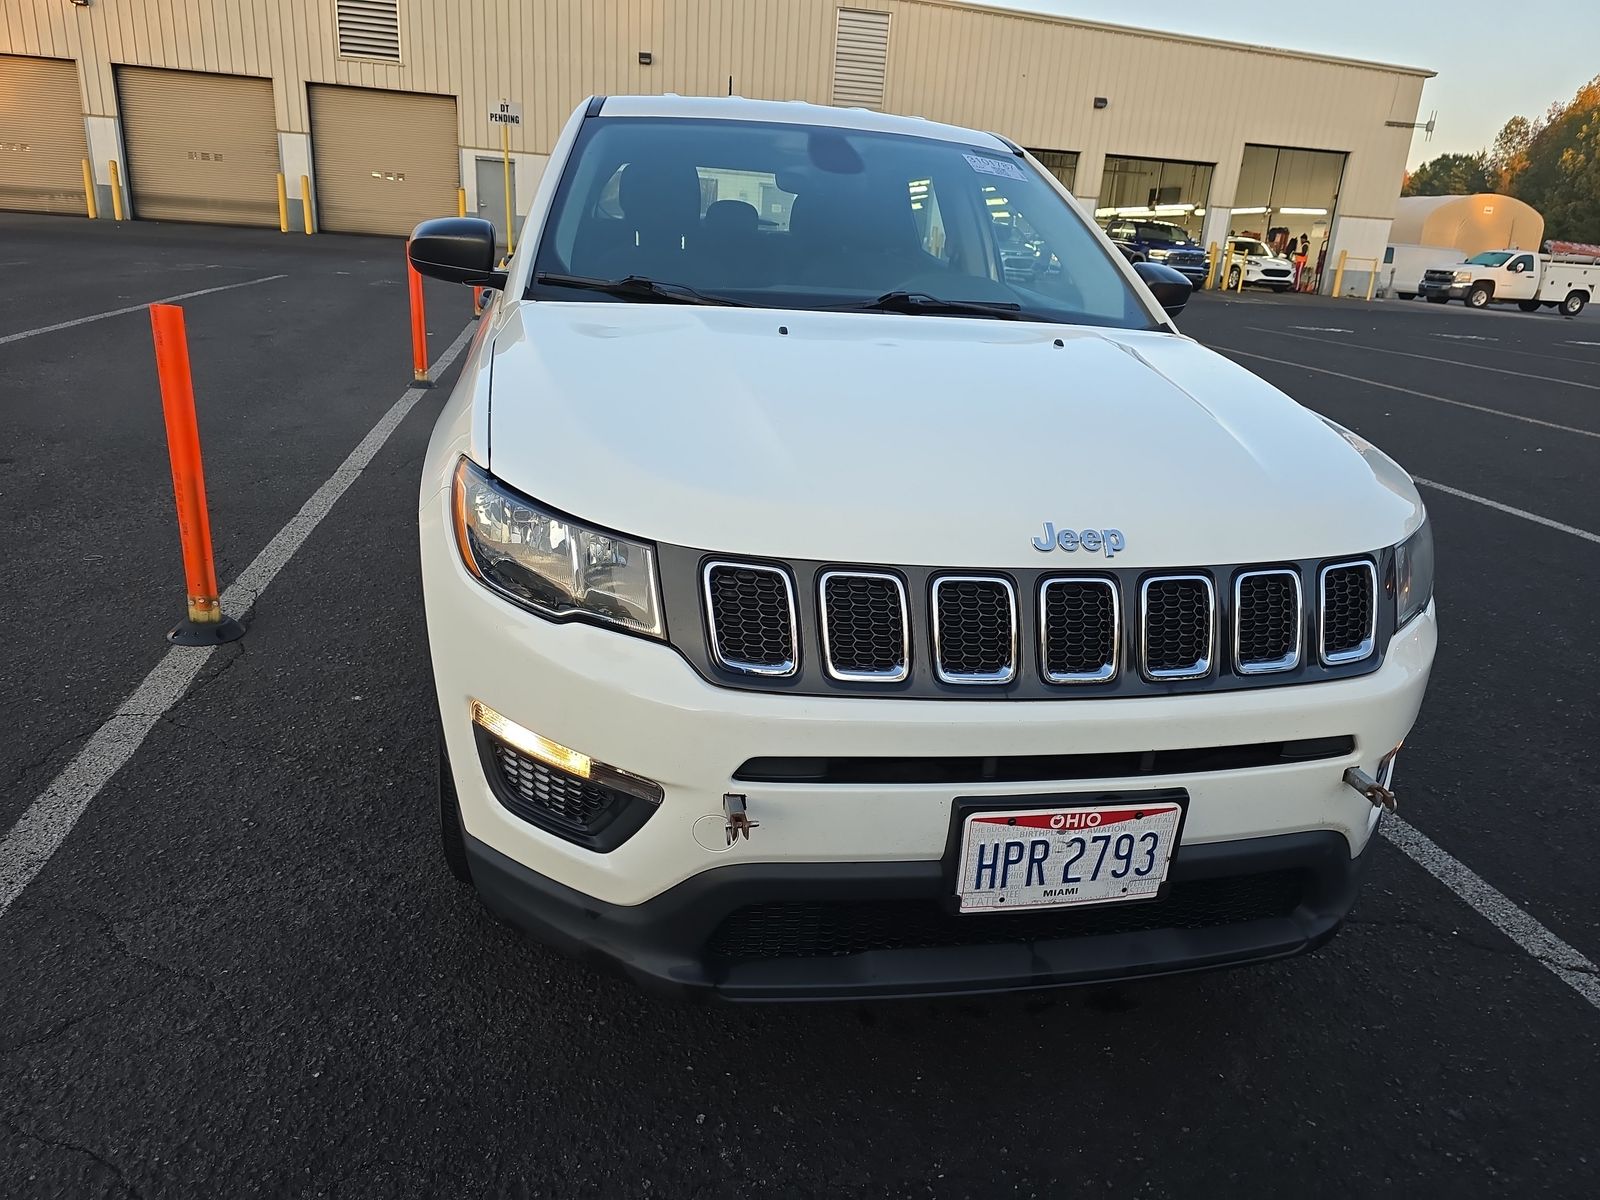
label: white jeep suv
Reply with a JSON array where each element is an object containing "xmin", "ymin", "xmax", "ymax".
[{"xmin": 410, "ymin": 96, "xmax": 1436, "ymax": 1000}]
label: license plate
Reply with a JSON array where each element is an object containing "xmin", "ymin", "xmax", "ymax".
[{"xmin": 956, "ymin": 800, "xmax": 1183, "ymax": 914}]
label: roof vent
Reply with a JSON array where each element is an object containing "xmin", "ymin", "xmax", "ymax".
[
  {"xmin": 337, "ymin": 0, "xmax": 402, "ymax": 62},
  {"xmin": 832, "ymin": 8, "xmax": 891, "ymax": 109}
]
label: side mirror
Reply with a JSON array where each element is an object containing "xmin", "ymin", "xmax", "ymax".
[
  {"xmin": 408, "ymin": 217, "xmax": 506, "ymax": 288},
  {"xmin": 1133, "ymin": 261, "xmax": 1193, "ymax": 318}
]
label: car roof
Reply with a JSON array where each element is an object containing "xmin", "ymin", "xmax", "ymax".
[{"xmin": 596, "ymin": 94, "xmax": 1012, "ymax": 152}]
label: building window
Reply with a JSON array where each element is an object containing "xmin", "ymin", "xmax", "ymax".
[
  {"xmin": 1028, "ymin": 149, "xmax": 1079, "ymax": 194},
  {"xmin": 1096, "ymin": 155, "xmax": 1215, "ymax": 239},
  {"xmin": 337, "ymin": 0, "xmax": 402, "ymax": 63},
  {"xmin": 832, "ymin": 9, "xmax": 891, "ymax": 109}
]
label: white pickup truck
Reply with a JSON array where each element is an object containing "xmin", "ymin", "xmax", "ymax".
[{"xmin": 1418, "ymin": 250, "xmax": 1598, "ymax": 315}]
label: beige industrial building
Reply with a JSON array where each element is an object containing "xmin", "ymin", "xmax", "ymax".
[{"xmin": 0, "ymin": 0, "xmax": 1432, "ymax": 291}]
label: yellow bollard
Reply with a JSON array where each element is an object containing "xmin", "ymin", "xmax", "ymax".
[
  {"xmin": 276, "ymin": 173, "xmax": 289, "ymax": 233},
  {"xmin": 109, "ymin": 160, "xmax": 125, "ymax": 221},
  {"xmin": 1365, "ymin": 268, "xmax": 1377, "ymax": 303},
  {"xmin": 457, "ymin": 187, "xmax": 467, "ymax": 219},
  {"xmin": 1204, "ymin": 242, "xmax": 1219, "ymax": 290},
  {"xmin": 81, "ymin": 158, "xmax": 98, "ymax": 220},
  {"xmin": 1332, "ymin": 249, "xmax": 1348, "ymax": 298},
  {"xmin": 300, "ymin": 174, "xmax": 315, "ymax": 234},
  {"xmin": 1235, "ymin": 251, "xmax": 1247, "ymax": 293},
  {"xmin": 501, "ymin": 123, "xmax": 515, "ymax": 255}
]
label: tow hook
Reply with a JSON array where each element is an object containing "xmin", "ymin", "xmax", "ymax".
[
  {"xmin": 1344, "ymin": 766, "xmax": 1397, "ymax": 813},
  {"xmin": 723, "ymin": 793, "xmax": 759, "ymax": 845}
]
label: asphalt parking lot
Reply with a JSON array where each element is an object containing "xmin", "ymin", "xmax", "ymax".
[{"xmin": 3, "ymin": 213, "xmax": 1599, "ymax": 1197}]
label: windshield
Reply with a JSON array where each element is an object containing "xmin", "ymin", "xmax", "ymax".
[
  {"xmin": 1135, "ymin": 222, "xmax": 1190, "ymax": 243},
  {"xmin": 1231, "ymin": 239, "xmax": 1274, "ymax": 258},
  {"xmin": 1465, "ymin": 251, "xmax": 1513, "ymax": 267},
  {"xmin": 530, "ymin": 116, "xmax": 1157, "ymax": 330}
]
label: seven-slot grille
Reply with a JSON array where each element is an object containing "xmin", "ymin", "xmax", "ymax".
[
  {"xmin": 1234, "ymin": 569, "xmax": 1301, "ymax": 674},
  {"xmin": 704, "ymin": 562, "xmax": 797, "ymax": 676},
  {"xmin": 931, "ymin": 576, "xmax": 1018, "ymax": 684},
  {"xmin": 820, "ymin": 571, "xmax": 910, "ymax": 681},
  {"xmin": 1039, "ymin": 578, "xmax": 1119, "ymax": 683},
  {"xmin": 1319, "ymin": 560, "xmax": 1376, "ymax": 664},
  {"xmin": 1140, "ymin": 575, "xmax": 1215, "ymax": 680},
  {"xmin": 697, "ymin": 558, "xmax": 1384, "ymax": 688}
]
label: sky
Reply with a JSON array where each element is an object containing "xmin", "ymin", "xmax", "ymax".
[{"xmin": 1003, "ymin": 1, "xmax": 1600, "ymax": 168}]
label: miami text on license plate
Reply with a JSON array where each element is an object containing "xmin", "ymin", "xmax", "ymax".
[{"xmin": 957, "ymin": 802, "xmax": 1183, "ymax": 914}]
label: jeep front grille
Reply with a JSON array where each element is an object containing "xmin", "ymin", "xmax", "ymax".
[
  {"xmin": 703, "ymin": 561, "xmax": 797, "ymax": 676},
  {"xmin": 1039, "ymin": 577, "xmax": 1119, "ymax": 683},
  {"xmin": 1319, "ymin": 560, "xmax": 1376, "ymax": 664},
  {"xmin": 931, "ymin": 576, "xmax": 1017, "ymax": 684},
  {"xmin": 820, "ymin": 571, "xmax": 909, "ymax": 682},
  {"xmin": 1234, "ymin": 569, "xmax": 1301, "ymax": 674},
  {"xmin": 1140, "ymin": 575, "xmax": 1214, "ymax": 680},
  {"xmin": 682, "ymin": 552, "xmax": 1390, "ymax": 697}
]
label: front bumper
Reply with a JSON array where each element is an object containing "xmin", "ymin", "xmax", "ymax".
[
  {"xmin": 1419, "ymin": 281, "xmax": 1467, "ymax": 299},
  {"xmin": 465, "ymin": 827, "xmax": 1367, "ymax": 1000}
]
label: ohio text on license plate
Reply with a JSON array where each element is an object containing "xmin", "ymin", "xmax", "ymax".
[{"xmin": 957, "ymin": 802, "xmax": 1183, "ymax": 914}]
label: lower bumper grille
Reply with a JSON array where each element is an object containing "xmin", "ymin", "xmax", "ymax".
[
  {"xmin": 707, "ymin": 871, "xmax": 1306, "ymax": 962},
  {"xmin": 476, "ymin": 726, "xmax": 658, "ymax": 852}
]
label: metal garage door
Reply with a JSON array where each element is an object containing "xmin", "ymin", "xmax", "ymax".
[
  {"xmin": 116, "ymin": 66, "xmax": 278, "ymax": 226},
  {"xmin": 0, "ymin": 55, "xmax": 90, "ymax": 214},
  {"xmin": 309, "ymin": 85, "xmax": 458, "ymax": 237}
]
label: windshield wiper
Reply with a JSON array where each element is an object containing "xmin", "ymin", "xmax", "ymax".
[
  {"xmin": 836, "ymin": 291, "xmax": 1025, "ymax": 319},
  {"xmin": 534, "ymin": 272, "xmax": 740, "ymax": 306}
]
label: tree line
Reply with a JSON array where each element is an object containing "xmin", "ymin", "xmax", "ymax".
[{"xmin": 1403, "ymin": 74, "xmax": 1600, "ymax": 243}]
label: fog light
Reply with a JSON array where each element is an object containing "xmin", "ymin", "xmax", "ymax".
[{"xmin": 468, "ymin": 699, "xmax": 663, "ymax": 804}]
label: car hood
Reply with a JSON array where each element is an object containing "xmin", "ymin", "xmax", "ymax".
[{"xmin": 485, "ymin": 302, "xmax": 1422, "ymax": 567}]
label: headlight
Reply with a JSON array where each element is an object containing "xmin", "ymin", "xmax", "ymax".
[
  {"xmin": 452, "ymin": 457, "xmax": 664, "ymax": 638},
  {"xmin": 1394, "ymin": 515, "xmax": 1434, "ymax": 629},
  {"xmin": 1146, "ymin": 248, "xmax": 1170, "ymax": 261},
  {"xmin": 1453, "ymin": 269, "xmax": 1473, "ymax": 283}
]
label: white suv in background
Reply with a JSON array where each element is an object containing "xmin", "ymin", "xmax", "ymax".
[
  {"xmin": 1225, "ymin": 237, "xmax": 1297, "ymax": 292},
  {"xmin": 408, "ymin": 95, "xmax": 1436, "ymax": 1000}
]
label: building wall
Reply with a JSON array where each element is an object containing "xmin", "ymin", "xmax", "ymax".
[{"xmin": 1, "ymin": 0, "xmax": 1428, "ymax": 254}]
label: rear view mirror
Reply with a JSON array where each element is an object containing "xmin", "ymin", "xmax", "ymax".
[
  {"xmin": 1133, "ymin": 261, "xmax": 1193, "ymax": 319},
  {"xmin": 408, "ymin": 217, "xmax": 506, "ymax": 288}
]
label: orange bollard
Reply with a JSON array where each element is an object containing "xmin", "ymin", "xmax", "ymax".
[
  {"xmin": 149, "ymin": 304, "xmax": 244, "ymax": 645},
  {"xmin": 407, "ymin": 243, "xmax": 430, "ymax": 384}
]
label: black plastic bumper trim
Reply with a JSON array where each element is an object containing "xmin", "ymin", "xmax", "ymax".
[
  {"xmin": 463, "ymin": 829, "xmax": 1367, "ymax": 1002},
  {"xmin": 735, "ymin": 736, "xmax": 1354, "ymax": 785}
]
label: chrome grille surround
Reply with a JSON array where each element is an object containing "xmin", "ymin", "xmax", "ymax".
[
  {"xmin": 1038, "ymin": 576, "xmax": 1120, "ymax": 684},
  {"xmin": 1233, "ymin": 568, "xmax": 1302, "ymax": 675},
  {"xmin": 702, "ymin": 560, "xmax": 799, "ymax": 677},
  {"xmin": 1140, "ymin": 574, "xmax": 1215, "ymax": 681},
  {"xmin": 818, "ymin": 570, "xmax": 911, "ymax": 683},
  {"xmin": 1318, "ymin": 559, "xmax": 1377, "ymax": 666},
  {"xmin": 930, "ymin": 575, "xmax": 1018, "ymax": 685}
]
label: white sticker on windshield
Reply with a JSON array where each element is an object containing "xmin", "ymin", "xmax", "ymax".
[{"xmin": 963, "ymin": 153, "xmax": 1026, "ymax": 181}]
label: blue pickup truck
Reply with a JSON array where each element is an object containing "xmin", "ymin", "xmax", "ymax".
[{"xmin": 1102, "ymin": 218, "xmax": 1210, "ymax": 288}]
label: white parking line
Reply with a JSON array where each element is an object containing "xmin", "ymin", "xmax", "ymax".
[
  {"xmin": 1413, "ymin": 478, "xmax": 1600, "ymax": 546},
  {"xmin": 1435, "ymin": 333, "xmax": 1497, "ymax": 342},
  {"xmin": 1382, "ymin": 818, "xmax": 1600, "ymax": 1012},
  {"xmin": 1216, "ymin": 347, "xmax": 1600, "ymax": 440},
  {"xmin": 0, "ymin": 319, "xmax": 479, "ymax": 920},
  {"xmin": 1252, "ymin": 327, "xmax": 1600, "ymax": 391},
  {"xmin": 0, "ymin": 275, "xmax": 287, "ymax": 347}
]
